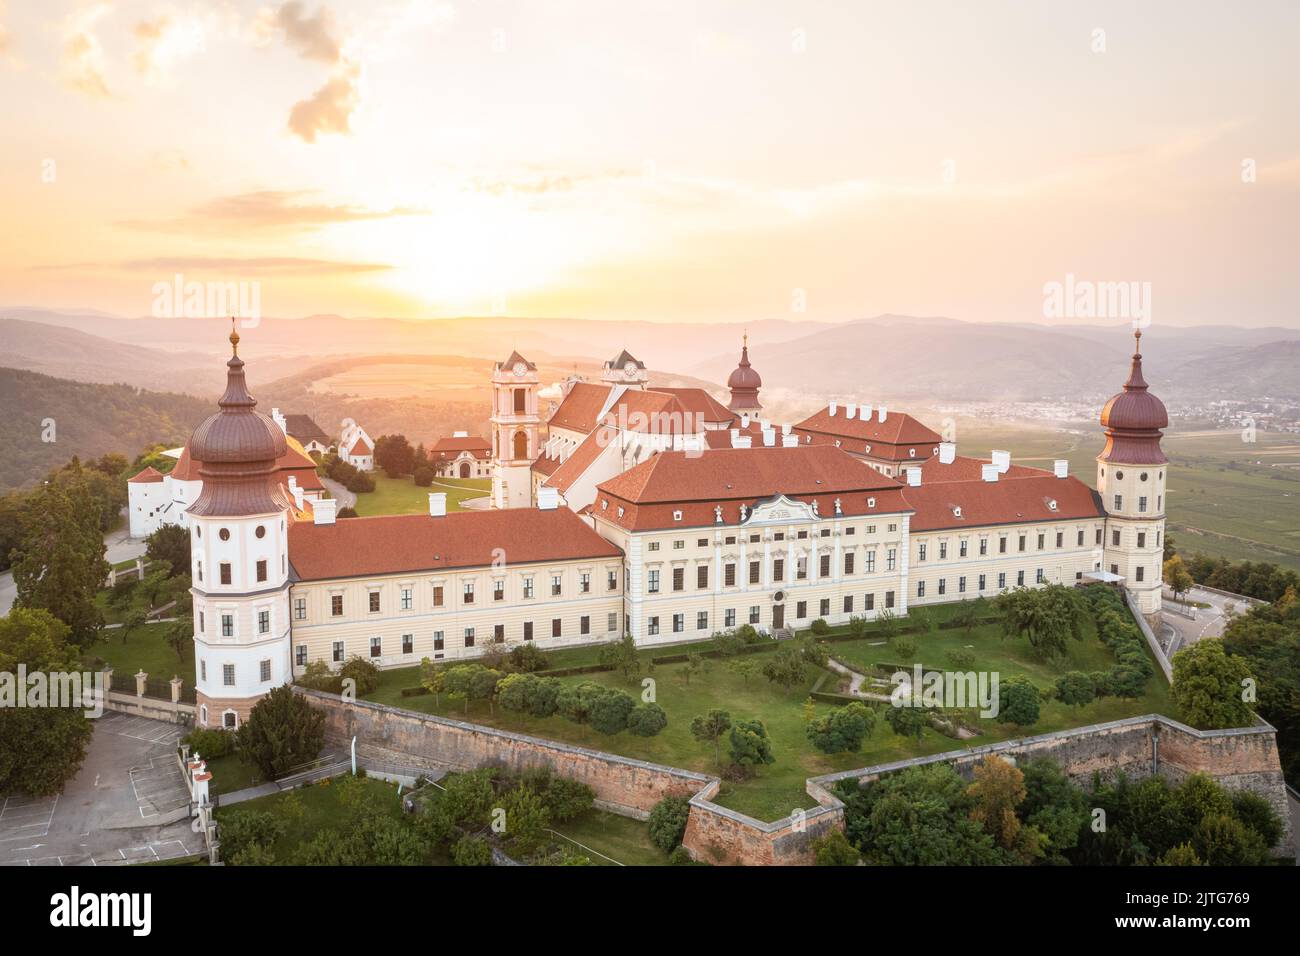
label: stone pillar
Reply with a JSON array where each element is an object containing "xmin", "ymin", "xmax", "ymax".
[
  {"xmin": 170, "ymin": 676, "xmax": 183, "ymax": 704},
  {"xmin": 104, "ymin": 666, "xmax": 114, "ymax": 694},
  {"xmin": 135, "ymin": 670, "xmax": 147, "ymax": 697}
]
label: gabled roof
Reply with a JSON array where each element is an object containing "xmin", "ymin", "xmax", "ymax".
[
  {"xmin": 650, "ymin": 387, "xmax": 735, "ymax": 424},
  {"xmin": 283, "ymin": 414, "xmax": 329, "ymax": 445},
  {"xmin": 431, "ymin": 436, "xmax": 491, "ymax": 460},
  {"xmin": 795, "ymin": 407, "xmax": 942, "ymax": 449},
  {"xmin": 607, "ymin": 349, "xmax": 645, "ymax": 369},
  {"xmin": 544, "ymin": 424, "xmax": 618, "ymax": 493},
  {"xmin": 495, "ymin": 350, "xmax": 536, "ymax": 371},
  {"xmin": 549, "ymin": 382, "xmax": 615, "ymax": 433},
  {"xmin": 288, "ymin": 506, "xmax": 621, "ymax": 581},
  {"xmin": 902, "ymin": 456, "xmax": 1105, "ymax": 531},
  {"xmin": 128, "ymin": 466, "xmax": 165, "ymax": 484}
]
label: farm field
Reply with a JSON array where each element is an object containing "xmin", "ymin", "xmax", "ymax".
[
  {"xmin": 351, "ymin": 474, "xmax": 491, "ymax": 516},
  {"xmin": 957, "ymin": 423, "xmax": 1300, "ymax": 571},
  {"xmin": 362, "ymin": 603, "xmax": 1175, "ymax": 823}
]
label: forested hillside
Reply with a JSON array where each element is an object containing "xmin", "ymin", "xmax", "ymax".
[{"xmin": 0, "ymin": 367, "xmax": 212, "ymax": 491}]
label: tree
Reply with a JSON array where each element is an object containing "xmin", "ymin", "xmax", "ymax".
[
  {"xmin": 995, "ymin": 584, "xmax": 1086, "ymax": 660},
  {"xmin": 1055, "ymin": 671, "xmax": 1096, "ymax": 708},
  {"xmin": 690, "ymin": 709, "xmax": 732, "ymax": 765},
  {"xmin": 451, "ymin": 835, "xmax": 493, "ymax": 866},
  {"xmin": 966, "ymin": 756, "xmax": 1038, "ymax": 860},
  {"xmin": 165, "ymin": 613, "xmax": 191, "ymax": 664},
  {"xmin": 598, "ymin": 634, "xmax": 640, "ymax": 682},
  {"xmin": 373, "ymin": 434, "xmax": 416, "ymax": 478},
  {"xmin": 144, "ymin": 524, "xmax": 191, "ymax": 577},
  {"xmin": 884, "ymin": 703, "xmax": 927, "ymax": 740},
  {"xmin": 412, "ymin": 465, "xmax": 435, "ymax": 488},
  {"xmin": 812, "ymin": 829, "xmax": 861, "ymax": 866},
  {"xmin": 235, "ymin": 685, "xmax": 326, "ymax": 779},
  {"xmin": 338, "ymin": 655, "xmax": 380, "ymax": 696},
  {"xmin": 806, "ymin": 701, "xmax": 877, "ymax": 754},
  {"xmin": 1164, "ymin": 554, "xmax": 1194, "ymax": 602},
  {"xmin": 627, "ymin": 701, "xmax": 668, "ymax": 736},
  {"xmin": 762, "ymin": 646, "xmax": 807, "ymax": 692},
  {"xmin": 648, "ymin": 795, "xmax": 691, "ymax": 854},
  {"xmin": 1171, "ymin": 639, "xmax": 1253, "ymax": 730},
  {"xmin": 120, "ymin": 605, "xmax": 149, "ymax": 645},
  {"xmin": 11, "ymin": 465, "xmax": 109, "ymax": 647},
  {"xmin": 729, "ymin": 719, "xmax": 775, "ymax": 768},
  {"xmin": 0, "ymin": 608, "xmax": 95, "ymax": 795},
  {"xmin": 997, "ymin": 676, "xmax": 1041, "ymax": 726},
  {"xmin": 726, "ymin": 657, "xmax": 760, "ymax": 685},
  {"xmin": 590, "ymin": 689, "xmax": 636, "ymax": 734},
  {"xmin": 557, "ymin": 680, "xmax": 607, "ymax": 729},
  {"xmin": 442, "ymin": 663, "xmax": 503, "ymax": 714}
]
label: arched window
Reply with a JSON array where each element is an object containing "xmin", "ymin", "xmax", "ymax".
[{"xmin": 513, "ymin": 431, "xmax": 529, "ymax": 459}]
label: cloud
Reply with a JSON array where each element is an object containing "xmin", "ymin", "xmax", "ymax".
[
  {"xmin": 117, "ymin": 189, "xmax": 422, "ymax": 232},
  {"xmin": 132, "ymin": 11, "xmax": 207, "ymax": 77},
  {"xmin": 288, "ymin": 57, "xmax": 362, "ymax": 143},
  {"xmin": 269, "ymin": 0, "xmax": 342, "ymax": 62},
  {"xmin": 61, "ymin": 3, "xmax": 113, "ymax": 97},
  {"xmin": 35, "ymin": 256, "xmax": 393, "ymax": 276}
]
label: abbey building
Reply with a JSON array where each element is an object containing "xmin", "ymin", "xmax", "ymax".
[{"xmin": 164, "ymin": 328, "xmax": 1167, "ymax": 730}]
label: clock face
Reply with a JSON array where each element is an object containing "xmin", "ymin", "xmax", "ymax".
[{"xmin": 513, "ymin": 362, "xmax": 526, "ymax": 377}]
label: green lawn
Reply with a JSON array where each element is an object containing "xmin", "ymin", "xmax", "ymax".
[
  {"xmin": 551, "ymin": 810, "xmax": 663, "ymax": 866},
  {"xmin": 360, "ymin": 606, "xmax": 1176, "ymax": 823},
  {"xmin": 351, "ymin": 475, "xmax": 491, "ymax": 516},
  {"xmin": 206, "ymin": 753, "xmax": 266, "ymax": 795},
  {"xmin": 84, "ymin": 621, "xmax": 190, "ymax": 680}
]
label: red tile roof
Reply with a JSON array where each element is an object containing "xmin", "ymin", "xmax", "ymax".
[
  {"xmin": 348, "ymin": 435, "xmax": 373, "ymax": 456},
  {"xmin": 431, "ymin": 436, "xmax": 492, "ymax": 456},
  {"xmin": 128, "ymin": 465, "xmax": 165, "ymax": 484},
  {"xmin": 794, "ymin": 407, "xmax": 942, "ymax": 460},
  {"xmin": 650, "ymin": 387, "xmax": 735, "ymax": 424},
  {"xmin": 902, "ymin": 456, "xmax": 1104, "ymax": 531},
  {"xmin": 530, "ymin": 453, "xmax": 564, "ymax": 478},
  {"xmin": 545, "ymin": 425, "xmax": 617, "ymax": 492},
  {"xmin": 601, "ymin": 389, "xmax": 697, "ymax": 435},
  {"xmin": 288, "ymin": 507, "xmax": 622, "ymax": 580},
  {"xmin": 549, "ymin": 382, "xmax": 614, "ymax": 433},
  {"xmin": 170, "ymin": 446, "xmax": 202, "ymax": 481}
]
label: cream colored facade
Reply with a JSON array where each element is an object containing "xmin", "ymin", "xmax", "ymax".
[
  {"xmin": 593, "ymin": 495, "xmax": 912, "ymax": 644},
  {"xmin": 908, "ymin": 517, "xmax": 1107, "ymax": 607},
  {"xmin": 1097, "ymin": 460, "xmax": 1167, "ymax": 616},
  {"xmin": 287, "ymin": 554, "xmax": 624, "ymax": 672}
]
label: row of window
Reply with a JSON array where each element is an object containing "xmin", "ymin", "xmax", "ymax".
[
  {"xmin": 1112, "ymin": 494, "xmax": 1161, "ymax": 513},
  {"xmin": 199, "ymin": 658, "xmax": 273, "ymax": 687},
  {"xmin": 197, "ymin": 608, "xmax": 274, "ymax": 638},
  {"xmin": 196, "ymin": 557, "xmax": 277, "ymax": 586},
  {"xmin": 303, "ymin": 570, "xmax": 620, "ymax": 620},
  {"xmin": 646, "ymin": 549, "xmax": 899, "ymax": 593},
  {"xmin": 642, "ymin": 524, "xmax": 898, "ymax": 552},
  {"xmin": 915, "ymin": 568, "xmax": 1060, "ymax": 598},
  {"xmin": 644, "ymin": 591, "xmax": 899, "ymax": 634},
  {"xmin": 1110, "ymin": 528, "xmax": 1162, "ymax": 549},
  {"xmin": 918, "ymin": 527, "xmax": 1101, "ymax": 562}
]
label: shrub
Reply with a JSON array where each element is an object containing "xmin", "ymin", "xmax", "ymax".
[
  {"xmin": 235, "ymin": 686, "xmax": 326, "ymax": 779},
  {"xmin": 946, "ymin": 648, "xmax": 976, "ymax": 670},
  {"xmin": 998, "ymin": 676, "xmax": 1041, "ymax": 727},
  {"xmin": 412, "ymin": 465, "xmax": 435, "ymax": 488},
  {"xmin": 182, "ymin": 727, "xmax": 234, "ymax": 759},
  {"xmin": 668, "ymin": 845, "xmax": 705, "ymax": 866},
  {"xmin": 648, "ymin": 796, "xmax": 691, "ymax": 853},
  {"xmin": 451, "ymin": 835, "xmax": 494, "ymax": 866},
  {"xmin": 806, "ymin": 701, "xmax": 876, "ymax": 754},
  {"xmin": 590, "ymin": 689, "xmax": 636, "ymax": 735},
  {"xmin": 627, "ymin": 701, "xmax": 668, "ymax": 737},
  {"xmin": 891, "ymin": 634, "xmax": 917, "ymax": 659},
  {"xmin": 339, "ymin": 655, "xmax": 380, "ymax": 696},
  {"xmin": 508, "ymin": 642, "xmax": 550, "ymax": 673},
  {"xmin": 219, "ymin": 809, "xmax": 286, "ymax": 859},
  {"xmin": 298, "ymin": 659, "xmax": 343, "ymax": 694},
  {"xmin": 1054, "ymin": 671, "xmax": 1096, "ymax": 708},
  {"xmin": 729, "ymin": 719, "xmax": 776, "ymax": 767},
  {"xmin": 809, "ymin": 618, "xmax": 830, "ymax": 635},
  {"xmin": 345, "ymin": 471, "xmax": 375, "ymax": 494}
]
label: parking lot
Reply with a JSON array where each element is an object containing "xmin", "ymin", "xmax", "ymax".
[{"xmin": 0, "ymin": 713, "xmax": 203, "ymax": 866}]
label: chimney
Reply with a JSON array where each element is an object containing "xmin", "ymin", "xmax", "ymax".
[
  {"xmin": 981, "ymin": 463, "xmax": 999, "ymax": 483},
  {"xmin": 740, "ymin": 413, "xmax": 749, "ymax": 428},
  {"xmin": 877, "ymin": 404, "xmax": 888, "ymax": 422},
  {"xmin": 271, "ymin": 408, "xmax": 287, "ymax": 435},
  {"xmin": 537, "ymin": 487, "xmax": 560, "ymax": 510},
  {"xmin": 287, "ymin": 476, "xmax": 304, "ymax": 510},
  {"xmin": 906, "ymin": 469, "xmax": 922, "ymax": 487},
  {"xmin": 991, "ymin": 449, "xmax": 1011, "ymax": 473},
  {"xmin": 861, "ymin": 403, "xmax": 872, "ymax": 420},
  {"xmin": 453, "ymin": 430, "xmax": 468, "ymax": 438},
  {"xmin": 939, "ymin": 442, "xmax": 956, "ymax": 465},
  {"xmin": 1054, "ymin": 459, "xmax": 1069, "ymax": 478},
  {"xmin": 732, "ymin": 435, "xmax": 752, "ymax": 448},
  {"xmin": 828, "ymin": 400, "xmax": 838, "ymax": 417},
  {"xmin": 761, "ymin": 428, "xmax": 776, "ymax": 447},
  {"xmin": 781, "ymin": 433, "xmax": 799, "ymax": 447},
  {"xmin": 844, "ymin": 403, "xmax": 857, "ymax": 419},
  {"xmin": 781, "ymin": 422, "xmax": 791, "ymax": 435},
  {"xmin": 314, "ymin": 498, "xmax": 337, "ymax": 525},
  {"xmin": 428, "ymin": 492, "xmax": 447, "ymax": 517}
]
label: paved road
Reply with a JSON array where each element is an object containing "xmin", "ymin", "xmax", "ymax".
[
  {"xmin": 1, "ymin": 713, "xmax": 201, "ymax": 866},
  {"xmin": 1159, "ymin": 586, "xmax": 1255, "ymax": 657},
  {"xmin": 320, "ymin": 477, "xmax": 356, "ymax": 509}
]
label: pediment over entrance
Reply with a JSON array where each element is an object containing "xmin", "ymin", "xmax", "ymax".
[{"xmin": 743, "ymin": 494, "xmax": 816, "ymax": 526}]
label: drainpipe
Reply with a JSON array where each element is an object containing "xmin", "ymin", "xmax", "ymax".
[{"xmin": 1151, "ymin": 725, "xmax": 1159, "ymax": 776}]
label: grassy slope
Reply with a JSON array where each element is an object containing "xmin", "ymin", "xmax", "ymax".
[
  {"xmin": 362, "ymin": 607, "xmax": 1174, "ymax": 823},
  {"xmin": 351, "ymin": 475, "xmax": 491, "ymax": 516},
  {"xmin": 85, "ymin": 620, "xmax": 190, "ymax": 679}
]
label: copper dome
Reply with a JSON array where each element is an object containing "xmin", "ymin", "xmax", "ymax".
[
  {"xmin": 1097, "ymin": 330, "xmax": 1168, "ymax": 465},
  {"xmin": 727, "ymin": 338, "xmax": 762, "ymax": 390},
  {"xmin": 187, "ymin": 328, "xmax": 291, "ymax": 518}
]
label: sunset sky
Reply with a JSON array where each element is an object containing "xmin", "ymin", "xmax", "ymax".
[{"xmin": 1, "ymin": 0, "xmax": 1298, "ymax": 326}]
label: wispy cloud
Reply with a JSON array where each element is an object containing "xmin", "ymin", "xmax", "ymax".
[
  {"xmin": 132, "ymin": 11, "xmax": 208, "ymax": 78},
  {"xmin": 35, "ymin": 256, "xmax": 394, "ymax": 276},
  {"xmin": 117, "ymin": 189, "xmax": 423, "ymax": 232},
  {"xmin": 61, "ymin": 3, "xmax": 112, "ymax": 98}
]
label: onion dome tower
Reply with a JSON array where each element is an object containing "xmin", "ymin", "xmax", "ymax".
[
  {"xmin": 189, "ymin": 325, "xmax": 294, "ymax": 729},
  {"xmin": 726, "ymin": 333, "xmax": 763, "ymax": 419},
  {"xmin": 1096, "ymin": 329, "xmax": 1168, "ymax": 619}
]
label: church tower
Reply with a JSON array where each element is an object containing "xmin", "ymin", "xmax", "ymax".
[
  {"xmin": 601, "ymin": 349, "xmax": 648, "ymax": 388},
  {"xmin": 189, "ymin": 327, "xmax": 293, "ymax": 729},
  {"xmin": 491, "ymin": 350, "xmax": 540, "ymax": 509},
  {"xmin": 726, "ymin": 334, "xmax": 763, "ymax": 419},
  {"xmin": 1097, "ymin": 329, "xmax": 1168, "ymax": 621}
]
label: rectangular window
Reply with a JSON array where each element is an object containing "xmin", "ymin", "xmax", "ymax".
[
  {"xmin": 608, "ymin": 613, "xmax": 618, "ymax": 633},
  {"xmin": 796, "ymin": 600, "xmax": 807, "ymax": 618},
  {"xmin": 552, "ymin": 618, "xmax": 562, "ymax": 638},
  {"xmin": 256, "ymin": 559, "xmax": 267, "ymax": 583},
  {"xmin": 672, "ymin": 567, "xmax": 684, "ymax": 592},
  {"xmin": 749, "ymin": 561, "xmax": 761, "ymax": 584},
  {"xmin": 402, "ymin": 634, "xmax": 414, "ymax": 654},
  {"xmin": 258, "ymin": 609, "xmax": 269, "ymax": 634},
  {"xmin": 648, "ymin": 616, "xmax": 660, "ymax": 636},
  {"xmin": 772, "ymin": 558, "xmax": 784, "ymax": 582},
  {"xmin": 844, "ymin": 553, "xmax": 855, "ymax": 575},
  {"xmin": 697, "ymin": 611, "xmax": 708, "ymax": 630},
  {"xmin": 434, "ymin": 632, "xmax": 445, "ymax": 651},
  {"xmin": 1018, "ymin": 535, "xmax": 1027, "ymax": 552},
  {"xmin": 697, "ymin": 565, "xmax": 709, "ymax": 589},
  {"xmin": 399, "ymin": 587, "xmax": 413, "ymax": 610},
  {"xmin": 1017, "ymin": 570, "xmax": 1025, "ymax": 587},
  {"xmin": 866, "ymin": 551, "xmax": 876, "ymax": 573},
  {"xmin": 918, "ymin": 543, "xmax": 927, "ymax": 562},
  {"xmin": 819, "ymin": 555, "xmax": 831, "ymax": 577},
  {"xmin": 979, "ymin": 539, "xmax": 988, "ymax": 556},
  {"xmin": 1137, "ymin": 531, "xmax": 1147, "ymax": 548},
  {"xmin": 1078, "ymin": 528, "xmax": 1085, "ymax": 546},
  {"xmin": 493, "ymin": 580, "xmax": 505, "ymax": 601},
  {"xmin": 796, "ymin": 556, "xmax": 808, "ymax": 580},
  {"xmin": 917, "ymin": 581, "xmax": 926, "ymax": 598},
  {"xmin": 200, "ymin": 660, "xmax": 206, "ymax": 681},
  {"xmin": 673, "ymin": 614, "xmax": 684, "ymax": 633},
  {"xmin": 370, "ymin": 636, "xmax": 381, "ymax": 658},
  {"xmin": 331, "ymin": 595, "xmax": 343, "ymax": 616},
  {"xmin": 1036, "ymin": 568, "xmax": 1045, "ymax": 584},
  {"xmin": 221, "ymin": 614, "xmax": 233, "ymax": 637},
  {"xmin": 1096, "ymin": 528, "xmax": 1103, "ymax": 545},
  {"xmin": 998, "ymin": 572, "xmax": 1007, "ymax": 590},
  {"xmin": 199, "ymin": 611, "xmax": 205, "ymax": 633},
  {"xmin": 886, "ymin": 549, "xmax": 897, "ymax": 571},
  {"xmin": 580, "ymin": 615, "xmax": 590, "ymax": 636},
  {"xmin": 999, "ymin": 538, "xmax": 1007, "ymax": 554},
  {"xmin": 523, "ymin": 621, "xmax": 533, "ymax": 641},
  {"xmin": 885, "ymin": 591, "xmax": 895, "ymax": 609},
  {"xmin": 551, "ymin": 574, "xmax": 562, "ymax": 596},
  {"xmin": 463, "ymin": 581, "xmax": 475, "ymax": 604},
  {"xmin": 494, "ymin": 624, "xmax": 505, "ymax": 644},
  {"xmin": 369, "ymin": 591, "xmax": 380, "ymax": 613},
  {"xmin": 1056, "ymin": 532, "xmax": 1063, "ymax": 548},
  {"xmin": 938, "ymin": 578, "xmax": 946, "ymax": 596},
  {"xmin": 725, "ymin": 609, "xmax": 736, "ymax": 628},
  {"xmin": 260, "ymin": 659, "xmax": 271, "ymax": 682},
  {"xmin": 294, "ymin": 597, "xmax": 306, "ymax": 621},
  {"xmin": 1136, "ymin": 566, "xmax": 1145, "ymax": 582},
  {"xmin": 958, "ymin": 576, "xmax": 967, "ymax": 593},
  {"xmin": 843, "ymin": 595, "xmax": 853, "ymax": 613},
  {"xmin": 648, "ymin": 569, "xmax": 660, "ymax": 593},
  {"xmin": 819, "ymin": 598, "xmax": 830, "ymax": 616},
  {"xmin": 433, "ymin": 585, "xmax": 444, "ymax": 607},
  {"xmin": 332, "ymin": 641, "xmax": 344, "ymax": 663},
  {"xmin": 724, "ymin": 563, "xmax": 736, "ymax": 587},
  {"xmin": 1113, "ymin": 529, "xmax": 1121, "ymax": 547},
  {"xmin": 580, "ymin": 573, "xmax": 590, "ymax": 594},
  {"xmin": 523, "ymin": 577, "xmax": 534, "ymax": 599},
  {"xmin": 464, "ymin": 628, "xmax": 475, "ymax": 648},
  {"xmin": 865, "ymin": 593, "xmax": 875, "ymax": 611},
  {"xmin": 749, "ymin": 606, "xmax": 761, "ymax": 625},
  {"xmin": 223, "ymin": 664, "xmax": 235, "ymax": 687},
  {"xmin": 1114, "ymin": 494, "xmax": 1123, "ymax": 511},
  {"xmin": 979, "ymin": 574, "xmax": 986, "ymax": 591},
  {"xmin": 296, "ymin": 645, "xmax": 307, "ymax": 666},
  {"xmin": 959, "ymin": 540, "xmax": 968, "ymax": 558},
  {"xmin": 607, "ymin": 570, "xmax": 618, "ymax": 591},
  {"xmin": 220, "ymin": 563, "xmax": 232, "ymax": 585},
  {"xmin": 1036, "ymin": 534, "xmax": 1044, "ymax": 550}
]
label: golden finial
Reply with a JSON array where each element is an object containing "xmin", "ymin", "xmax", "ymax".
[
  {"xmin": 743, "ymin": 329, "xmax": 748, "ymax": 349},
  {"xmin": 1134, "ymin": 327, "xmax": 1142, "ymax": 354},
  {"xmin": 229, "ymin": 316, "xmax": 240, "ymax": 356}
]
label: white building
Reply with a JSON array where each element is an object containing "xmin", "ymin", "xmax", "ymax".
[{"xmin": 338, "ymin": 418, "xmax": 375, "ymax": 471}]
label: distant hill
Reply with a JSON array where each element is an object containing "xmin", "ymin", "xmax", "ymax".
[{"xmin": 0, "ymin": 368, "xmax": 212, "ymax": 491}]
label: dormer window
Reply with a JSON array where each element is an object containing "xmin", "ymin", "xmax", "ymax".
[
  {"xmin": 1047, "ymin": 499, "xmax": 1058, "ymax": 512},
  {"xmin": 908, "ymin": 448, "xmax": 916, "ymax": 458},
  {"xmin": 617, "ymin": 506, "xmax": 625, "ymax": 518},
  {"xmin": 952, "ymin": 506, "xmax": 962, "ymax": 518},
  {"xmin": 867, "ymin": 497, "xmax": 876, "ymax": 508},
  {"xmin": 672, "ymin": 510, "xmax": 683, "ymax": 521}
]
